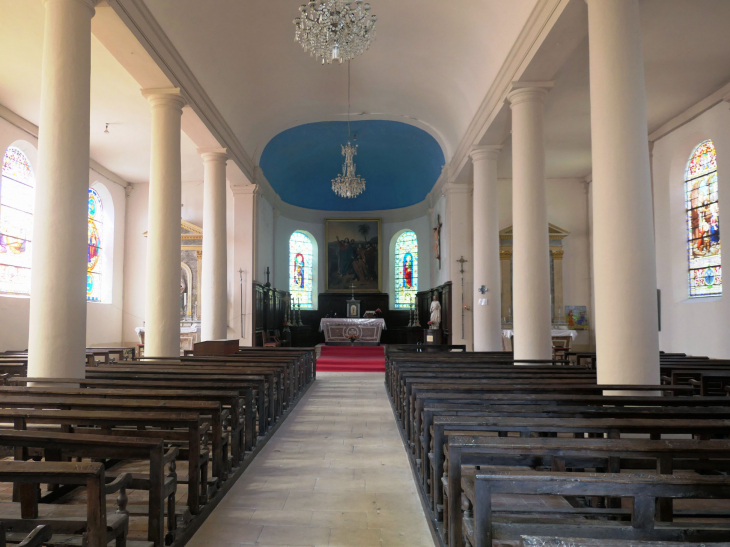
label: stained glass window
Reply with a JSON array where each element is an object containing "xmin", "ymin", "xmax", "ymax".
[
  {"xmin": 0, "ymin": 147, "xmax": 35, "ymax": 295},
  {"xmin": 394, "ymin": 230, "xmax": 418, "ymax": 309},
  {"xmin": 289, "ymin": 231, "xmax": 313, "ymax": 309},
  {"xmin": 87, "ymin": 187, "xmax": 103, "ymax": 302},
  {"xmin": 685, "ymin": 139, "xmax": 721, "ymax": 297}
]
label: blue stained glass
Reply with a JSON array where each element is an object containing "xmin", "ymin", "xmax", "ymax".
[
  {"xmin": 394, "ymin": 230, "xmax": 418, "ymax": 309},
  {"xmin": 685, "ymin": 140, "xmax": 722, "ymax": 297},
  {"xmin": 289, "ymin": 231, "xmax": 313, "ymax": 309}
]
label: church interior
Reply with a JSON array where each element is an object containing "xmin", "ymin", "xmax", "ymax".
[{"xmin": 1, "ymin": 0, "xmax": 730, "ymax": 546}]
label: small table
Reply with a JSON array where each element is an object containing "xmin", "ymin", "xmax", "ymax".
[{"xmin": 319, "ymin": 318, "xmax": 386, "ymax": 345}]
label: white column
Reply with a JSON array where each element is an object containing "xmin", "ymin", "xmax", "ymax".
[
  {"xmin": 199, "ymin": 148, "xmax": 229, "ymax": 341},
  {"xmin": 470, "ymin": 145, "xmax": 503, "ymax": 351},
  {"xmin": 587, "ymin": 0, "xmax": 660, "ymax": 385},
  {"xmin": 231, "ymin": 184, "xmax": 258, "ymax": 346},
  {"xmin": 507, "ymin": 83, "xmax": 553, "ymax": 361},
  {"xmin": 142, "ymin": 88, "xmax": 186, "ymax": 357},
  {"xmin": 27, "ymin": 0, "xmax": 98, "ymax": 379}
]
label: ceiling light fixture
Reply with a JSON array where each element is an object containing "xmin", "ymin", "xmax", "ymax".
[
  {"xmin": 294, "ymin": 0, "xmax": 377, "ymax": 64},
  {"xmin": 332, "ymin": 62, "xmax": 365, "ymax": 199}
]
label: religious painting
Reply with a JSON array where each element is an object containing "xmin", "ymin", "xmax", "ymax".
[
  {"xmin": 325, "ymin": 218, "xmax": 381, "ymax": 292},
  {"xmin": 564, "ymin": 305, "xmax": 588, "ymax": 330}
]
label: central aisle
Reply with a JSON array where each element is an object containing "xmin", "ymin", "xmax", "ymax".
[{"xmin": 188, "ymin": 372, "xmax": 433, "ymax": 547}]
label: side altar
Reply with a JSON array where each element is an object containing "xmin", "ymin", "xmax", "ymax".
[{"xmin": 320, "ymin": 318, "xmax": 386, "ymax": 345}]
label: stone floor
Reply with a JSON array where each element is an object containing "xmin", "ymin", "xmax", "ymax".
[{"xmin": 187, "ymin": 372, "xmax": 434, "ymax": 547}]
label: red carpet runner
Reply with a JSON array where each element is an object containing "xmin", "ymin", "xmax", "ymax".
[{"xmin": 316, "ymin": 345, "xmax": 386, "ymax": 373}]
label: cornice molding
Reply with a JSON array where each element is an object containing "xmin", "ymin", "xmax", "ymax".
[
  {"xmin": 447, "ymin": 0, "xmax": 567, "ymax": 179},
  {"xmin": 108, "ymin": 0, "xmax": 256, "ymax": 181}
]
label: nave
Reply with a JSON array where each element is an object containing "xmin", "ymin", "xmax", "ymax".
[{"xmin": 188, "ymin": 372, "xmax": 432, "ymax": 547}]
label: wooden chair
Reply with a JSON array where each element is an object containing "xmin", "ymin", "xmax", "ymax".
[{"xmin": 552, "ymin": 335, "xmax": 572, "ymax": 362}]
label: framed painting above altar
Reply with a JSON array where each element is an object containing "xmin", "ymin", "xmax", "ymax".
[{"xmin": 325, "ymin": 218, "xmax": 382, "ymax": 292}]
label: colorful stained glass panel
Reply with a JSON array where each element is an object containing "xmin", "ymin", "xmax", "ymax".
[
  {"xmin": 289, "ymin": 231, "xmax": 313, "ymax": 309},
  {"xmin": 394, "ymin": 230, "xmax": 418, "ymax": 309},
  {"xmin": 87, "ymin": 188, "xmax": 103, "ymax": 301},
  {"xmin": 685, "ymin": 140, "xmax": 721, "ymax": 297},
  {"xmin": 0, "ymin": 146, "xmax": 34, "ymax": 295}
]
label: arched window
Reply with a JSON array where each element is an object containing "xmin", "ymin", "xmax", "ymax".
[
  {"xmin": 394, "ymin": 230, "xmax": 418, "ymax": 308},
  {"xmin": 685, "ymin": 139, "xmax": 721, "ymax": 297},
  {"xmin": 87, "ymin": 188, "xmax": 103, "ymax": 302},
  {"xmin": 289, "ymin": 231, "xmax": 314, "ymax": 309},
  {"xmin": 0, "ymin": 146, "xmax": 35, "ymax": 295}
]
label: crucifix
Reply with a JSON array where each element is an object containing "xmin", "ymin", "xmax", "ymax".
[
  {"xmin": 433, "ymin": 214, "xmax": 442, "ymax": 270},
  {"xmin": 349, "ymin": 283, "xmax": 356, "ymax": 299},
  {"xmin": 456, "ymin": 256, "xmax": 468, "ymax": 339}
]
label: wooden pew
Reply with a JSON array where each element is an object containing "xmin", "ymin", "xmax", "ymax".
[
  {"xmin": 0, "ymin": 385, "xmax": 242, "ymax": 472},
  {"xmin": 521, "ymin": 538, "xmax": 730, "ymax": 547},
  {"xmin": 9, "ymin": 377, "xmax": 257, "ymax": 455},
  {"xmin": 463, "ymin": 471, "xmax": 730, "ymax": 546},
  {"xmin": 0, "ymin": 394, "xmax": 226, "ymax": 489},
  {"xmin": 0, "ymin": 429, "xmax": 177, "ymax": 546},
  {"xmin": 0, "ymin": 408, "xmax": 206, "ymax": 515},
  {"xmin": 0, "ymin": 460, "xmax": 132, "ymax": 547}
]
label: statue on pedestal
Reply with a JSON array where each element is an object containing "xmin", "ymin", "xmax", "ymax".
[{"xmin": 429, "ymin": 295, "xmax": 441, "ymax": 330}]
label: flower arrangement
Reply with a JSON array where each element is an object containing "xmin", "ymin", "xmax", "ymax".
[{"xmin": 348, "ymin": 334, "xmax": 360, "ymax": 343}]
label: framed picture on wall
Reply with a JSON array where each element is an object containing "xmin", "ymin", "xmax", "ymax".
[{"xmin": 325, "ymin": 218, "xmax": 382, "ymax": 293}]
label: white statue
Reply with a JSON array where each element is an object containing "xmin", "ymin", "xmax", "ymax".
[{"xmin": 429, "ymin": 295, "xmax": 441, "ymax": 330}]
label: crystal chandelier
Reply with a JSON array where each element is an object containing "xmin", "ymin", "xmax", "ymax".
[
  {"xmin": 332, "ymin": 142, "xmax": 365, "ymax": 198},
  {"xmin": 294, "ymin": 1, "xmax": 377, "ymax": 64},
  {"xmin": 331, "ymin": 62, "xmax": 366, "ymax": 198}
]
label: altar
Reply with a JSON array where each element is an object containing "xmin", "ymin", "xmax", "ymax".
[{"xmin": 319, "ymin": 318, "xmax": 386, "ymax": 345}]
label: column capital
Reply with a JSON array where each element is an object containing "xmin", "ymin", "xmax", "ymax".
[
  {"xmin": 141, "ymin": 87, "xmax": 186, "ymax": 110},
  {"xmin": 469, "ymin": 145, "xmax": 502, "ymax": 163},
  {"xmin": 198, "ymin": 148, "xmax": 229, "ymax": 164},
  {"xmin": 506, "ymin": 81, "xmax": 554, "ymax": 107}
]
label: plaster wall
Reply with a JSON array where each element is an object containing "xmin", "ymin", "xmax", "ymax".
[
  {"xmin": 652, "ymin": 102, "xmax": 730, "ymax": 358},
  {"xmin": 256, "ymin": 194, "xmax": 275, "ymax": 284},
  {"xmin": 0, "ymin": 116, "xmax": 126, "ymax": 350}
]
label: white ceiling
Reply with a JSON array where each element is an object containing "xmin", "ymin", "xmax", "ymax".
[
  {"xmin": 139, "ymin": 0, "xmax": 539, "ymax": 163},
  {"xmin": 0, "ymin": 1, "xmax": 203, "ymax": 184},
  {"xmin": 499, "ymin": 0, "xmax": 730, "ymax": 179}
]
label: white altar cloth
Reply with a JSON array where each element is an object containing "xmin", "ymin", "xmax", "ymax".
[
  {"xmin": 501, "ymin": 329, "xmax": 578, "ymax": 341},
  {"xmin": 319, "ymin": 318, "xmax": 386, "ymax": 343}
]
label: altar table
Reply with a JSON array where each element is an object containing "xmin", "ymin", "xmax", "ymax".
[{"xmin": 319, "ymin": 318, "xmax": 386, "ymax": 345}]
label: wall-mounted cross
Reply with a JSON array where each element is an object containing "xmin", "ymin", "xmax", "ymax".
[{"xmin": 456, "ymin": 255, "xmax": 468, "ymax": 275}]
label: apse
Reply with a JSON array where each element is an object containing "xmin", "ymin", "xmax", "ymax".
[{"xmin": 259, "ymin": 120, "xmax": 445, "ymax": 211}]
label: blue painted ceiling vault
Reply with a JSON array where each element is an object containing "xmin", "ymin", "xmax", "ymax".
[{"xmin": 259, "ymin": 120, "xmax": 445, "ymax": 211}]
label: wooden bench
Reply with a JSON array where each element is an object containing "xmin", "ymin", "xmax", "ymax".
[
  {"xmin": 521, "ymin": 538, "xmax": 730, "ymax": 547},
  {"xmin": 0, "ymin": 460, "xmax": 132, "ymax": 547},
  {"xmin": 443, "ymin": 435, "xmax": 730, "ymax": 547},
  {"xmin": 0, "ymin": 408, "xmax": 207, "ymax": 515},
  {"xmin": 463, "ymin": 471, "xmax": 730, "ymax": 547},
  {"xmin": 0, "ymin": 429, "xmax": 177, "ymax": 546}
]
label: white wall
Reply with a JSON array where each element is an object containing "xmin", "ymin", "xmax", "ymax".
[
  {"xmin": 0, "ymin": 116, "xmax": 126, "ymax": 350},
  {"xmin": 256, "ymin": 195, "xmax": 275, "ymax": 284},
  {"xmin": 652, "ymin": 102, "xmax": 730, "ymax": 358},
  {"xmin": 496, "ymin": 177, "xmax": 593, "ymax": 349}
]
